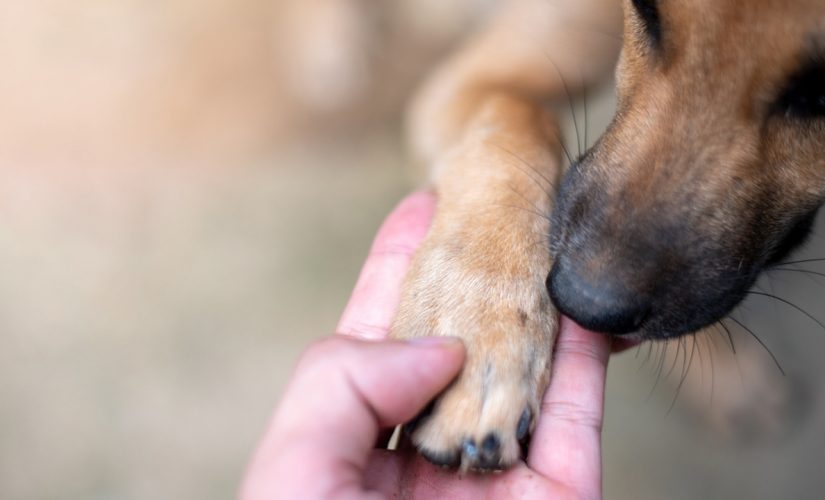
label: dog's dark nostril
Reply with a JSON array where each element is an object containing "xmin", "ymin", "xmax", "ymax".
[{"xmin": 547, "ymin": 257, "xmax": 651, "ymax": 335}]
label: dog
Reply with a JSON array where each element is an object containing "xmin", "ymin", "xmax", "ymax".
[{"xmin": 384, "ymin": 0, "xmax": 825, "ymax": 471}]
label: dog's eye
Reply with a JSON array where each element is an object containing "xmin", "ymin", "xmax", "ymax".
[
  {"xmin": 631, "ymin": 0, "xmax": 662, "ymax": 46},
  {"xmin": 778, "ymin": 62, "xmax": 825, "ymax": 119}
]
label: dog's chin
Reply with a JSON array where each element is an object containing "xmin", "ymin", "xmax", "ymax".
[
  {"xmin": 622, "ymin": 326, "xmax": 695, "ymax": 342},
  {"xmin": 567, "ymin": 321, "xmax": 653, "ymax": 342},
  {"xmin": 608, "ymin": 308, "xmax": 736, "ymax": 341},
  {"xmin": 565, "ymin": 304, "xmax": 740, "ymax": 342},
  {"xmin": 560, "ymin": 315, "xmax": 645, "ymax": 354}
]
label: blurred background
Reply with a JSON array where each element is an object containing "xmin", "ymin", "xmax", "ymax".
[{"xmin": 2, "ymin": 1, "xmax": 824, "ymax": 499}]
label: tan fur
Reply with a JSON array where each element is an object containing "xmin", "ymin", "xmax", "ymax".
[
  {"xmin": 300, "ymin": 0, "xmax": 825, "ymax": 469},
  {"xmin": 392, "ymin": 0, "xmax": 621, "ymax": 469}
]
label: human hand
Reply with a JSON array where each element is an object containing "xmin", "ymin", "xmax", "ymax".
[{"xmin": 241, "ymin": 192, "xmax": 614, "ymax": 500}]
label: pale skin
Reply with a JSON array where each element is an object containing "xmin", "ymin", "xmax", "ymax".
[
  {"xmin": 243, "ymin": 0, "xmax": 825, "ymax": 487},
  {"xmin": 240, "ymin": 192, "xmax": 618, "ymax": 500}
]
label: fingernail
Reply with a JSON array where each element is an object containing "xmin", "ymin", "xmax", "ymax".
[{"xmin": 406, "ymin": 336, "xmax": 462, "ymax": 347}]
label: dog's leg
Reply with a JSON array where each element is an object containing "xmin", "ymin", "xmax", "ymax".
[
  {"xmin": 391, "ymin": 0, "xmax": 621, "ymax": 469},
  {"xmin": 394, "ymin": 96, "xmax": 561, "ymax": 469}
]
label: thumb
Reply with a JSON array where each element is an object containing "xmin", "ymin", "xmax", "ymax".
[
  {"xmin": 283, "ymin": 336, "xmax": 465, "ymax": 450},
  {"xmin": 242, "ymin": 336, "xmax": 464, "ymax": 499}
]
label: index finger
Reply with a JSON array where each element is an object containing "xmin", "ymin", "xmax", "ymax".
[
  {"xmin": 528, "ymin": 316, "xmax": 612, "ymax": 500},
  {"xmin": 336, "ymin": 191, "xmax": 436, "ymax": 339}
]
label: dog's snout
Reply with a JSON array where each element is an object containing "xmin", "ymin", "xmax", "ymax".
[{"xmin": 547, "ymin": 256, "xmax": 650, "ymax": 336}]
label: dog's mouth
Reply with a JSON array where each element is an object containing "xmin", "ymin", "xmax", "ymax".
[
  {"xmin": 547, "ymin": 260, "xmax": 749, "ymax": 341},
  {"xmin": 541, "ymin": 125, "xmax": 825, "ymax": 340},
  {"xmin": 545, "ymin": 211, "xmax": 760, "ymax": 341},
  {"xmin": 546, "ymin": 206, "xmax": 821, "ymax": 341}
]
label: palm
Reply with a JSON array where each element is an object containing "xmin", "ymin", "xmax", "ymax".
[
  {"xmin": 365, "ymin": 451, "xmax": 586, "ymax": 500},
  {"xmin": 337, "ymin": 193, "xmax": 611, "ymax": 500},
  {"xmin": 242, "ymin": 194, "xmax": 615, "ymax": 500}
]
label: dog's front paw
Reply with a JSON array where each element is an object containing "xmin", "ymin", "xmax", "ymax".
[{"xmin": 392, "ymin": 231, "xmax": 557, "ymax": 470}]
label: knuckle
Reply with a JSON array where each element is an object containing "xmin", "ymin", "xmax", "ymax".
[
  {"xmin": 298, "ymin": 336, "xmax": 353, "ymax": 369},
  {"xmin": 554, "ymin": 338, "xmax": 606, "ymax": 365},
  {"xmin": 338, "ymin": 321, "xmax": 388, "ymax": 339},
  {"xmin": 540, "ymin": 399, "xmax": 603, "ymax": 432}
]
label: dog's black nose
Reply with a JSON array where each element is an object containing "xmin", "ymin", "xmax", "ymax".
[{"xmin": 547, "ymin": 257, "xmax": 650, "ymax": 335}]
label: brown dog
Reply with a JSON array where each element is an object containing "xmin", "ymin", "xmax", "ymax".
[{"xmin": 388, "ymin": 0, "xmax": 825, "ymax": 471}]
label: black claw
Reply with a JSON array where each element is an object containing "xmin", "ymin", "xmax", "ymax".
[
  {"xmin": 419, "ymin": 447, "xmax": 460, "ymax": 468},
  {"xmin": 404, "ymin": 401, "xmax": 435, "ymax": 435},
  {"xmin": 517, "ymin": 408, "xmax": 532, "ymax": 441},
  {"xmin": 476, "ymin": 433, "xmax": 502, "ymax": 469},
  {"xmin": 461, "ymin": 438, "xmax": 478, "ymax": 461},
  {"xmin": 481, "ymin": 434, "xmax": 500, "ymax": 455}
]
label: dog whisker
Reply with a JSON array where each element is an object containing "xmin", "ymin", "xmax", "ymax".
[
  {"xmin": 500, "ymin": 183, "xmax": 553, "ymax": 220},
  {"xmin": 496, "ymin": 202, "xmax": 551, "ymax": 223},
  {"xmin": 503, "ymin": 163, "xmax": 555, "ymax": 197},
  {"xmin": 717, "ymin": 320, "xmax": 746, "ymax": 390},
  {"xmin": 745, "ymin": 290, "xmax": 825, "ymax": 333},
  {"xmin": 493, "ymin": 143, "xmax": 557, "ymax": 192},
  {"xmin": 637, "ymin": 340, "xmax": 654, "ymax": 372},
  {"xmin": 770, "ymin": 267, "xmax": 825, "ymax": 280},
  {"xmin": 541, "ymin": 50, "xmax": 583, "ymax": 157},
  {"xmin": 550, "ymin": 126, "xmax": 575, "ymax": 166},
  {"xmin": 776, "ymin": 257, "xmax": 825, "ymax": 266},
  {"xmin": 691, "ymin": 335, "xmax": 704, "ymax": 394},
  {"xmin": 647, "ymin": 340, "xmax": 669, "ymax": 401},
  {"xmin": 667, "ymin": 333, "xmax": 697, "ymax": 415},
  {"xmin": 725, "ymin": 316, "xmax": 785, "ymax": 376},
  {"xmin": 663, "ymin": 334, "xmax": 684, "ymax": 379},
  {"xmin": 716, "ymin": 320, "xmax": 737, "ymax": 354},
  {"xmin": 506, "ymin": 183, "xmax": 550, "ymax": 211},
  {"xmin": 703, "ymin": 333, "xmax": 716, "ymax": 406}
]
